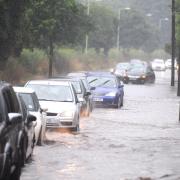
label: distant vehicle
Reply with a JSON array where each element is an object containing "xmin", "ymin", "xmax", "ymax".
[
  {"xmin": 0, "ymin": 82, "xmax": 24, "ymax": 180},
  {"xmin": 114, "ymin": 62, "xmax": 131, "ymax": 82},
  {"xmin": 25, "ymin": 80, "xmax": 80, "ymax": 131},
  {"xmin": 151, "ymin": 59, "xmax": 166, "ymax": 71},
  {"xmin": 165, "ymin": 59, "xmax": 178, "ymax": 69},
  {"xmin": 14, "ymin": 87, "xmax": 46, "ymax": 146},
  {"xmin": 124, "ymin": 65, "xmax": 155, "ymax": 84},
  {"xmin": 87, "ymin": 73, "xmax": 124, "ymax": 108},
  {"xmin": 15, "ymin": 93, "xmax": 36, "ymax": 163}
]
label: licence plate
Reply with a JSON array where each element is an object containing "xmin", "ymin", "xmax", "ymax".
[
  {"xmin": 129, "ymin": 77, "xmax": 138, "ymax": 80},
  {"xmin": 93, "ymin": 98, "xmax": 103, "ymax": 102},
  {"xmin": 47, "ymin": 118, "xmax": 58, "ymax": 124}
]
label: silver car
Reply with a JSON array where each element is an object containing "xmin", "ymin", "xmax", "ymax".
[{"xmin": 25, "ymin": 80, "xmax": 80, "ymax": 131}]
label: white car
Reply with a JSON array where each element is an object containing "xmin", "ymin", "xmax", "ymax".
[
  {"xmin": 165, "ymin": 59, "xmax": 178, "ymax": 69},
  {"xmin": 151, "ymin": 59, "xmax": 166, "ymax": 71},
  {"xmin": 14, "ymin": 87, "xmax": 47, "ymax": 145},
  {"xmin": 25, "ymin": 80, "xmax": 81, "ymax": 131}
]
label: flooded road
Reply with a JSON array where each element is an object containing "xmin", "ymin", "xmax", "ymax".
[{"xmin": 21, "ymin": 70, "xmax": 180, "ymax": 180}]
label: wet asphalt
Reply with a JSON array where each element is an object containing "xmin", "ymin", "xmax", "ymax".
[{"xmin": 21, "ymin": 70, "xmax": 180, "ymax": 180}]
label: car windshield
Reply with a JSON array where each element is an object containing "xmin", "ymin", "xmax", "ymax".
[
  {"xmin": 19, "ymin": 93, "xmax": 37, "ymax": 111},
  {"xmin": 71, "ymin": 81, "xmax": 82, "ymax": 94},
  {"xmin": 128, "ymin": 67, "xmax": 145, "ymax": 74},
  {"xmin": 87, "ymin": 76, "xmax": 117, "ymax": 88},
  {"xmin": 116, "ymin": 63, "xmax": 130, "ymax": 70},
  {"xmin": 26, "ymin": 84, "xmax": 73, "ymax": 102}
]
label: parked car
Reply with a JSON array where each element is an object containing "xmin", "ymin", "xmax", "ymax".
[
  {"xmin": 114, "ymin": 62, "xmax": 131, "ymax": 82},
  {"xmin": 25, "ymin": 80, "xmax": 80, "ymax": 131},
  {"xmin": 124, "ymin": 64, "xmax": 155, "ymax": 84},
  {"xmin": 165, "ymin": 59, "xmax": 178, "ymax": 69},
  {"xmin": 14, "ymin": 87, "xmax": 46, "ymax": 146},
  {"xmin": 67, "ymin": 72, "xmax": 94, "ymax": 112},
  {"xmin": 53, "ymin": 77, "xmax": 91, "ymax": 117},
  {"xmin": 151, "ymin": 59, "xmax": 166, "ymax": 71},
  {"xmin": 15, "ymin": 94, "xmax": 36, "ymax": 163},
  {"xmin": 87, "ymin": 73, "xmax": 124, "ymax": 108},
  {"xmin": 0, "ymin": 82, "xmax": 24, "ymax": 180}
]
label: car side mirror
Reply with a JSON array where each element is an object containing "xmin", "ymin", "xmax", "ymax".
[
  {"xmin": 85, "ymin": 91, "xmax": 91, "ymax": 96},
  {"xmin": 78, "ymin": 97, "xmax": 84, "ymax": 102},
  {"xmin": 27, "ymin": 114, "xmax": 36, "ymax": 123},
  {"xmin": 40, "ymin": 107, "xmax": 48, "ymax": 113},
  {"xmin": 90, "ymin": 87, "xmax": 96, "ymax": 91},
  {"xmin": 8, "ymin": 113, "xmax": 22, "ymax": 125}
]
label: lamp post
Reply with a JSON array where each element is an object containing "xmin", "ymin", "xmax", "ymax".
[
  {"xmin": 117, "ymin": 7, "xmax": 131, "ymax": 50},
  {"xmin": 171, "ymin": 0, "xmax": 176, "ymax": 87}
]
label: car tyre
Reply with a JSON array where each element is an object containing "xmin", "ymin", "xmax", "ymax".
[
  {"xmin": 10, "ymin": 148, "xmax": 21, "ymax": 180},
  {"xmin": 37, "ymin": 127, "xmax": 43, "ymax": 146}
]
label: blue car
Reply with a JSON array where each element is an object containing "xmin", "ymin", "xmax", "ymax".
[{"xmin": 87, "ymin": 73, "xmax": 124, "ymax": 108}]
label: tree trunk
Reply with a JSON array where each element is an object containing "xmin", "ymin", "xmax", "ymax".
[{"xmin": 48, "ymin": 38, "xmax": 54, "ymax": 78}]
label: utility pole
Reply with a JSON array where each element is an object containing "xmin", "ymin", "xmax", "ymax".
[
  {"xmin": 171, "ymin": 0, "xmax": 175, "ymax": 87},
  {"xmin": 177, "ymin": 45, "xmax": 180, "ymax": 96},
  {"xmin": 116, "ymin": 9, "xmax": 120, "ymax": 50}
]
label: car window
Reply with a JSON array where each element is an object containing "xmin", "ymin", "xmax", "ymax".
[
  {"xmin": 88, "ymin": 76, "xmax": 117, "ymax": 88},
  {"xmin": 27, "ymin": 84, "xmax": 74, "ymax": 102},
  {"xmin": 19, "ymin": 93, "xmax": 38, "ymax": 111},
  {"xmin": 3, "ymin": 88, "xmax": 20, "ymax": 113},
  {"xmin": 71, "ymin": 81, "xmax": 82, "ymax": 94}
]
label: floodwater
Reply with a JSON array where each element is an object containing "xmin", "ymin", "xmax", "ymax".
[{"xmin": 21, "ymin": 70, "xmax": 180, "ymax": 180}]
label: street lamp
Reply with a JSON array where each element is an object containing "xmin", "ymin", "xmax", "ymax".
[{"xmin": 117, "ymin": 7, "xmax": 131, "ymax": 50}]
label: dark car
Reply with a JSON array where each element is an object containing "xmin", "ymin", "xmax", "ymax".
[
  {"xmin": 124, "ymin": 65, "xmax": 155, "ymax": 84},
  {"xmin": 0, "ymin": 82, "xmax": 24, "ymax": 180},
  {"xmin": 87, "ymin": 73, "xmax": 124, "ymax": 108},
  {"xmin": 15, "ymin": 93, "xmax": 36, "ymax": 164}
]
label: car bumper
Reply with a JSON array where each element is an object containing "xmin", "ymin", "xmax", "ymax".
[
  {"xmin": 124, "ymin": 76, "xmax": 146, "ymax": 83},
  {"xmin": 46, "ymin": 117, "xmax": 77, "ymax": 128},
  {"xmin": 93, "ymin": 96, "xmax": 118, "ymax": 107}
]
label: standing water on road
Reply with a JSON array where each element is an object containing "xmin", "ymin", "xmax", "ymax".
[{"xmin": 21, "ymin": 70, "xmax": 180, "ymax": 180}]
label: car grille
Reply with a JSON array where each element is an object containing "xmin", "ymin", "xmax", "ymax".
[
  {"xmin": 61, "ymin": 122, "xmax": 73, "ymax": 126},
  {"xmin": 46, "ymin": 112, "xmax": 58, "ymax": 116}
]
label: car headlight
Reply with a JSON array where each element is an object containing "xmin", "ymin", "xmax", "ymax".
[
  {"xmin": 105, "ymin": 92, "xmax": 116, "ymax": 97},
  {"xmin": 141, "ymin": 75, "xmax": 146, "ymax": 79},
  {"xmin": 59, "ymin": 111, "xmax": 74, "ymax": 118}
]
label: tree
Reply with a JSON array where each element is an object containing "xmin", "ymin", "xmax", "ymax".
[
  {"xmin": 0, "ymin": 0, "xmax": 28, "ymax": 67},
  {"xmin": 27, "ymin": 0, "xmax": 91, "ymax": 77},
  {"xmin": 88, "ymin": 4, "xmax": 117, "ymax": 57},
  {"xmin": 119, "ymin": 10, "xmax": 160, "ymax": 52}
]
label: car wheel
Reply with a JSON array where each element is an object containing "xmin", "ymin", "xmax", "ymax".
[
  {"xmin": 121, "ymin": 97, "xmax": 124, "ymax": 107},
  {"xmin": 72, "ymin": 124, "xmax": 80, "ymax": 132},
  {"xmin": 10, "ymin": 148, "xmax": 21, "ymax": 180},
  {"xmin": 37, "ymin": 127, "xmax": 43, "ymax": 146},
  {"xmin": 20, "ymin": 138, "xmax": 27, "ymax": 166},
  {"xmin": 115, "ymin": 97, "xmax": 121, "ymax": 109},
  {"xmin": 2, "ymin": 154, "xmax": 11, "ymax": 180},
  {"xmin": 84, "ymin": 103, "xmax": 90, "ymax": 117}
]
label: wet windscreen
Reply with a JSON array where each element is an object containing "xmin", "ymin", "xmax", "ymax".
[
  {"xmin": 27, "ymin": 84, "xmax": 73, "ymax": 102},
  {"xmin": 19, "ymin": 93, "xmax": 37, "ymax": 111},
  {"xmin": 87, "ymin": 76, "xmax": 117, "ymax": 88},
  {"xmin": 71, "ymin": 81, "xmax": 82, "ymax": 94}
]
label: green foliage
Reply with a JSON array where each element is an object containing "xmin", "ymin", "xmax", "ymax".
[
  {"xmin": 89, "ymin": 4, "xmax": 117, "ymax": 56},
  {"xmin": 0, "ymin": 0, "xmax": 28, "ymax": 62},
  {"xmin": 19, "ymin": 49, "xmax": 47, "ymax": 73}
]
